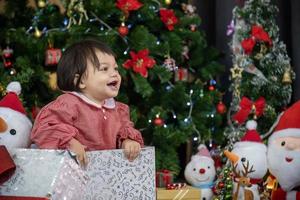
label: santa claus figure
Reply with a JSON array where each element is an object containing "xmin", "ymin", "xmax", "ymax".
[
  {"xmin": 0, "ymin": 81, "xmax": 32, "ymax": 152},
  {"xmin": 267, "ymin": 101, "xmax": 300, "ymax": 200},
  {"xmin": 225, "ymin": 120, "xmax": 268, "ymax": 200},
  {"xmin": 184, "ymin": 144, "xmax": 216, "ymax": 200}
]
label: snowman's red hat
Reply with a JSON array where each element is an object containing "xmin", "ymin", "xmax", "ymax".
[
  {"xmin": 0, "ymin": 82, "xmax": 26, "ymax": 115},
  {"xmin": 234, "ymin": 120, "xmax": 266, "ymax": 151}
]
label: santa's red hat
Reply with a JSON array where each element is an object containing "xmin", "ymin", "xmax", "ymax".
[
  {"xmin": 234, "ymin": 120, "xmax": 266, "ymax": 151},
  {"xmin": 269, "ymin": 100, "xmax": 300, "ymax": 142},
  {"xmin": 0, "ymin": 82, "xmax": 26, "ymax": 115}
]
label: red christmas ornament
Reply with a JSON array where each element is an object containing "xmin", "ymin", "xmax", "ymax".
[
  {"xmin": 45, "ymin": 48, "xmax": 62, "ymax": 66},
  {"xmin": 218, "ymin": 182, "xmax": 224, "ymax": 188},
  {"xmin": 118, "ymin": 23, "xmax": 129, "ymax": 37},
  {"xmin": 208, "ymin": 85, "xmax": 215, "ymax": 91},
  {"xmin": 216, "ymin": 101, "xmax": 226, "ymax": 114},
  {"xmin": 2, "ymin": 46, "xmax": 13, "ymax": 68},
  {"xmin": 4, "ymin": 61, "xmax": 12, "ymax": 68},
  {"xmin": 3, "ymin": 47, "xmax": 13, "ymax": 59},
  {"xmin": 154, "ymin": 117, "xmax": 164, "ymax": 126}
]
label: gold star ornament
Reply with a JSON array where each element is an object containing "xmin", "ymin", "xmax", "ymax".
[{"xmin": 230, "ymin": 64, "xmax": 243, "ymax": 79}]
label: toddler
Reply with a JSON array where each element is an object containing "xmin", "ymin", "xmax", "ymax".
[{"xmin": 31, "ymin": 39, "xmax": 144, "ymax": 166}]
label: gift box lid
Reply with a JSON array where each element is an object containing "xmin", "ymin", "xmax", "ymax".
[{"xmin": 157, "ymin": 185, "xmax": 201, "ymax": 200}]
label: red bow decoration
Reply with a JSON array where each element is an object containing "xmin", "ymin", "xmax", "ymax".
[
  {"xmin": 233, "ymin": 97, "xmax": 266, "ymax": 124},
  {"xmin": 241, "ymin": 25, "xmax": 272, "ymax": 55}
]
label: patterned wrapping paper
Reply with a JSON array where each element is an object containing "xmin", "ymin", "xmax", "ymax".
[
  {"xmin": 0, "ymin": 149, "xmax": 88, "ymax": 200},
  {"xmin": 83, "ymin": 147, "xmax": 156, "ymax": 200}
]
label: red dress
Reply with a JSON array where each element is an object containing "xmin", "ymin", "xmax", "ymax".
[{"xmin": 30, "ymin": 92, "xmax": 144, "ymax": 150}]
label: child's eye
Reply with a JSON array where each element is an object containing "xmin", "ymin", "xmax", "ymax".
[
  {"xmin": 100, "ymin": 67, "xmax": 108, "ymax": 71},
  {"xmin": 114, "ymin": 67, "xmax": 119, "ymax": 71}
]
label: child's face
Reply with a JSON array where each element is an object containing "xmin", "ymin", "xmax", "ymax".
[{"xmin": 79, "ymin": 50, "xmax": 121, "ymax": 105}]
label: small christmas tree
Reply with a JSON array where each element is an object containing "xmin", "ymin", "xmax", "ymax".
[{"xmin": 214, "ymin": 0, "xmax": 295, "ymax": 198}]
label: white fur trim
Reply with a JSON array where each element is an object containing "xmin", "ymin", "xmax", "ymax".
[
  {"xmin": 246, "ymin": 120, "xmax": 257, "ymax": 130},
  {"xmin": 197, "ymin": 144, "xmax": 207, "ymax": 151},
  {"xmin": 268, "ymin": 128, "xmax": 300, "ymax": 142},
  {"xmin": 6, "ymin": 81, "xmax": 21, "ymax": 95},
  {"xmin": 234, "ymin": 141, "xmax": 267, "ymax": 151},
  {"xmin": 286, "ymin": 191, "xmax": 297, "ymax": 200}
]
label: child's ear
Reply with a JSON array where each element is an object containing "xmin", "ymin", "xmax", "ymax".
[{"xmin": 74, "ymin": 74, "xmax": 86, "ymax": 89}]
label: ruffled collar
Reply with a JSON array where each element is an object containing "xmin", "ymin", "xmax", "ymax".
[{"xmin": 69, "ymin": 92, "xmax": 116, "ymax": 109}]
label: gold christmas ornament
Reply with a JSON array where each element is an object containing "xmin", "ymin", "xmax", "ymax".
[
  {"xmin": 282, "ymin": 67, "xmax": 292, "ymax": 84},
  {"xmin": 165, "ymin": 0, "xmax": 172, "ymax": 5},
  {"xmin": 38, "ymin": 0, "xmax": 46, "ymax": 8},
  {"xmin": 48, "ymin": 72, "xmax": 58, "ymax": 90},
  {"xmin": 34, "ymin": 27, "xmax": 42, "ymax": 38},
  {"xmin": 254, "ymin": 44, "xmax": 267, "ymax": 60}
]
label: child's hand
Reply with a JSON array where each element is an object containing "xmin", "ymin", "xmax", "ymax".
[
  {"xmin": 68, "ymin": 138, "xmax": 88, "ymax": 167},
  {"xmin": 121, "ymin": 139, "xmax": 141, "ymax": 162}
]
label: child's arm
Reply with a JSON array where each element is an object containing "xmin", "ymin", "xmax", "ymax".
[
  {"xmin": 117, "ymin": 103, "xmax": 144, "ymax": 161},
  {"xmin": 30, "ymin": 100, "xmax": 79, "ymax": 149}
]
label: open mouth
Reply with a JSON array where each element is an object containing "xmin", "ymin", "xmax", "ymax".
[
  {"xmin": 285, "ymin": 157, "xmax": 293, "ymax": 163},
  {"xmin": 107, "ymin": 80, "xmax": 119, "ymax": 90}
]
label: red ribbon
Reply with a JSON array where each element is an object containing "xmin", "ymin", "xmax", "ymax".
[
  {"xmin": 166, "ymin": 183, "xmax": 186, "ymax": 190},
  {"xmin": 241, "ymin": 25, "xmax": 272, "ymax": 54},
  {"xmin": 233, "ymin": 97, "xmax": 266, "ymax": 124},
  {"xmin": 156, "ymin": 169, "xmax": 173, "ymax": 187},
  {"xmin": 177, "ymin": 68, "xmax": 187, "ymax": 81}
]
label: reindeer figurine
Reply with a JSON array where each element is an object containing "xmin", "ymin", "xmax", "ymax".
[{"xmin": 232, "ymin": 160, "xmax": 255, "ymax": 200}]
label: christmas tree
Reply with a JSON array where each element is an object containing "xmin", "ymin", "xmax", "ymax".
[
  {"xmin": 213, "ymin": 0, "xmax": 295, "ymax": 199},
  {"xmin": 0, "ymin": 0, "xmax": 225, "ymax": 175}
]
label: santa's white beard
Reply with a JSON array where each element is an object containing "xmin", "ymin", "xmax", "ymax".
[{"xmin": 267, "ymin": 142, "xmax": 300, "ymax": 191}]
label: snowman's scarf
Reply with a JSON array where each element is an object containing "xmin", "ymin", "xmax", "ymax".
[{"xmin": 193, "ymin": 181, "xmax": 215, "ymax": 189}]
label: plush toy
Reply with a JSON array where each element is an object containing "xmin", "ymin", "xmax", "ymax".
[
  {"xmin": 267, "ymin": 101, "xmax": 300, "ymax": 200},
  {"xmin": 184, "ymin": 144, "xmax": 216, "ymax": 200},
  {"xmin": 0, "ymin": 81, "xmax": 32, "ymax": 152},
  {"xmin": 224, "ymin": 120, "xmax": 267, "ymax": 200}
]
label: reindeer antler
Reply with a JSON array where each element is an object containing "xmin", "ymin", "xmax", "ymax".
[
  {"xmin": 233, "ymin": 163, "xmax": 241, "ymax": 177},
  {"xmin": 241, "ymin": 160, "xmax": 255, "ymax": 177}
]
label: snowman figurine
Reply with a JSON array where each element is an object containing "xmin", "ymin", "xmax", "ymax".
[
  {"xmin": 0, "ymin": 81, "xmax": 32, "ymax": 152},
  {"xmin": 184, "ymin": 144, "xmax": 216, "ymax": 200},
  {"xmin": 224, "ymin": 120, "xmax": 267, "ymax": 200}
]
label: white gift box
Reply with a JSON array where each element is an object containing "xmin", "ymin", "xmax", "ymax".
[
  {"xmin": 84, "ymin": 147, "xmax": 156, "ymax": 200},
  {"xmin": 0, "ymin": 147, "xmax": 156, "ymax": 200},
  {"xmin": 0, "ymin": 149, "xmax": 88, "ymax": 200}
]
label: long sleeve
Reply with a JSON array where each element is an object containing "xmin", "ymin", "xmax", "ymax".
[
  {"xmin": 30, "ymin": 98, "xmax": 79, "ymax": 149},
  {"xmin": 117, "ymin": 103, "xmax": 144, "ymax": 148}
]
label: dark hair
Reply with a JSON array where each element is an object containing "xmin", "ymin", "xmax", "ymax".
[{"xmin": 57, "ymin": 39, "xmax": 115, "ymax": 92}]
